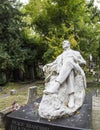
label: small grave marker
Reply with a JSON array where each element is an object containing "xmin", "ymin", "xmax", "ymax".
[
  {"xmin": 92, "ymin": 90, "xmax": 100, "ymax": 130},
  {"xmin": 27, "ymin": 86, "xmax": 37, "ymax": 104}
]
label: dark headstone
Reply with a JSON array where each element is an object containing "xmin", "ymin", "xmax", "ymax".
[{"xmin": 5, "ymin": 90, "xmax": 95, "ymax": 130}]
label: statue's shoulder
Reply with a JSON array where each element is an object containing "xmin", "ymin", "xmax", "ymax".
[
  {"xmin": 56, "ymin": 53, "xmax": 63, "ymax": 61},
  {"xmin": 70, "ymin": 49, "xmax": 80, "ymax": 55}
]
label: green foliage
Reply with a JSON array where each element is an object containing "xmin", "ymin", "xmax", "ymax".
[
  {"xmin": 0, "ymin": 0, "xmax": 26, "ymax": 70},
  {"xmin": 0, "ymin": 0, "xmax": 44, "ymax": 82},
  {"xmin": 77, "ymin": 1, "xmax": 100, "ymax": 60},
  {"xmin": 1, "ymin": 0, "xmax": 99, "ymax": 82},
  {"xmin": 24, "ymin": 0, "xmax": 100, "ymax": 64},
  {"xmin": 24, "ymin": 0, "xmax": 86, "ymax": 62}
]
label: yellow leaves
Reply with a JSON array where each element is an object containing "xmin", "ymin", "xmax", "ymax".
[
  {"xmin": 51, "ymin": 46, "xmax": 61, "ymax": 60},
  {"xmin": 45, "ymin": 36, "xmax": 53, "ymax": 42},
  {"xmin": 45, "ymin": 36, "xmax": 62, "ymax": 60},
  {"xmin": 69, "ymin": 34, "xmax": 78, "ymax": 47}
]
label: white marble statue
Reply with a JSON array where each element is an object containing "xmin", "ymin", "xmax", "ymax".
[{"xmin": 38, "ymin": 40, "xmax": 86, "ymax": 120}]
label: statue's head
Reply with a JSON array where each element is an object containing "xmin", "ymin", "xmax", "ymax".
[{"xmin": 62, "ymin": 40, "xmax": 70, "ymax": 49}]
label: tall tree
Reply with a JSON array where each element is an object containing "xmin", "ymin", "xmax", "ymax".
[
  {"xmin": 25, "ymin": 0, "xmax": 86, "ymax": 62},
  {"xmin": 25, "ymin": 0, "xmax": 100, "ymax": 65},
  {"xmin": 0, "ymin": 0, "xmax": 27, "ymax": 82}
]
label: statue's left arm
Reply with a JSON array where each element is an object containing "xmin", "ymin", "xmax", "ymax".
[
  {"xmin": 76, "ymin": 52, "xmax": 86, "ymax": 65},
  {"xmin": 73, "ymin": 52, "xmax": 87, "ymax": 88}
]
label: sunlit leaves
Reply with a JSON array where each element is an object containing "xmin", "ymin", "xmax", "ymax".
[{"xmin": 24, "ymin": 0, "xmax": 100, "ymax": 64}]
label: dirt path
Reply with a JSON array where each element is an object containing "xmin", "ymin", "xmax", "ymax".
[
  {"xmin": 0, "ymin": 80, "xmax": 44, "ymax": 99},
  {"xmin": 0, "ymin": 83, "xmax": 35, "ymax": 99}
]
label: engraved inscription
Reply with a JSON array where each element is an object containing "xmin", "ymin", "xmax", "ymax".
[{"xmin": 10, "ymin": 120, "xmax": 50, "ymax": 130}]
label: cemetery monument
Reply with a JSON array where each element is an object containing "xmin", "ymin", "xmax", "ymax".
[{"xmin": 39, "ymin": 40, "xmax": 87, "ymax": 120}]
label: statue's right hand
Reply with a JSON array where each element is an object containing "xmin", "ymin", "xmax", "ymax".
[{"xmin": 43, "ymin": 65, "xmax": 48, "ymax": 72}]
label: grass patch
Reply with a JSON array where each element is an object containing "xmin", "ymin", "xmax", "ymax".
[
  {"xmin": 0, "ymin": 95, "xmax": 27, "ymax": 111},
  {"xmin": 0, "ymin": 89, "xmax": 28, "ymax": 111},
  {"xmin": 0, "ymin": 79, "xmax": 100, "ymax": 130},
  {"xmin": 0, "ymin": 82, "xmax": 24, "ymax": 95},
  {"xmin": 0, "ymin": 81, "xmax": 45, "ymax": 111},
  {"xmin": 0, "ymin": 79, "xmax": 99, "ymax": 111},
  {"xmin": 37, "ymin": 84, "xmax": 44, "ymax": 97}
]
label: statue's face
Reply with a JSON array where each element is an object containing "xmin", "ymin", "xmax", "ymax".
[{"xmin": 62, "ymin": 40, "xmax": 70, "ymax": 49}]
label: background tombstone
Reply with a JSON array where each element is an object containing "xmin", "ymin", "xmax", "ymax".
[
  {"xmin": 10, "ymin": 89, "xmax": 17, "ymax": 95},
  {"xmin": 27, "ymin": 86, "xmax": 37, "ymax": 104},
  {"xmin": 92, "ymin": 90, "xmax": 100, "ymax": 130}
]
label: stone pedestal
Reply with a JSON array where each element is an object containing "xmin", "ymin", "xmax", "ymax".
[{"xmin": 5, "ymin": 90, "xmax": 94, "ymax": 130}]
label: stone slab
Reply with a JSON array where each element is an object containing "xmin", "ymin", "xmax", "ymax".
[{"xmin": 5, "ymin": 90, "xmax": 95, "ymax": 130}]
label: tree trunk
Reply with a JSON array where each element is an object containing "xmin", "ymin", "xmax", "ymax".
[
  {"xmin": 28, "ymin": 65, "xmax": 35, "ymax": 80},
  {"xmin": 13, "ymin": 69, "xmax": 19, "ymax": 81},
  {"xmin": 19, "ymin": 69, "xmax": 24, "ymax": 81}
]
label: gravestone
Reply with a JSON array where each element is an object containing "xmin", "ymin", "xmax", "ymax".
[
  {"xmin": 10, "ymin": 89, "xmax": 17, "ymax": 95},
  {"xmin": 27, "ymin": 86, "xmax": 37, "ymax": 104},
  {"xmin": 39, "ymin": 40, "xmax": 87, "ymax": 119},
  {"xmin": 92, "ymin": 90, "xmax": 100, "ymax": 130},
  {"xmin": 5, "ymin": 89, "xmax": 94, "ymax": 130}
]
